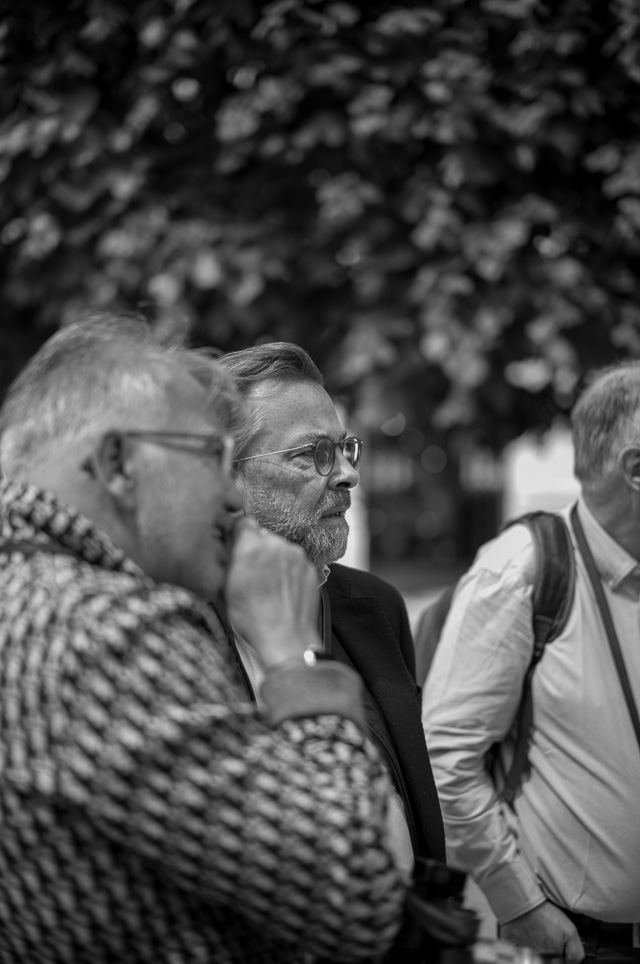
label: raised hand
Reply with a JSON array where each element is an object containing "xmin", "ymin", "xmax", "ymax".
[{"xmin": 225, "ymin": 516, "xmax": 322, "ymax": 670}]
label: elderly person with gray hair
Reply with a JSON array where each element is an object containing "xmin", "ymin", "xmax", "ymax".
[
  {"xmin": 423, "ymin": 363, "xmax": 640, "ymax": 964},
  {"xmin": 0, "ymin": 316, "xmax": 406, "ymax": 964}
]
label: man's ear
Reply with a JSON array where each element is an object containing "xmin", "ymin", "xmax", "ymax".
[
  {"xmin": 90, "ymin": 432, "xmax": 138, "ymax": 508},
  {"xmin": 619, "ymin": 444, "xmax": 640, "ymax": 491}
]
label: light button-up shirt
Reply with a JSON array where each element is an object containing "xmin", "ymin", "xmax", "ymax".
[{"xmin": 423, "ymin": 500, "xmax": 640, "ymax": 924}]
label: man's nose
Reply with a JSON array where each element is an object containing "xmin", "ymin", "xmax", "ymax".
[{"xmin": 328, "ymin": 447, "xmax": 359, "ymax": 489}]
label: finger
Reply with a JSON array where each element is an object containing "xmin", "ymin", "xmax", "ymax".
[
  {"xmin": 565, "ymin": 933, "xmax": 585, "ymax": 962},
  {"xmin": 231, "ymin": 516, "xmax": 272, "ymax": 543}
]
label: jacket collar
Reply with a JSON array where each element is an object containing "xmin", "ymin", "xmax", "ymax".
[{"xmin": 0, "ymin": 478, "xmax": 141, "ymax": 576}]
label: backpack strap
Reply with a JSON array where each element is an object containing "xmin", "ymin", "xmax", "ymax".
[
  {"xmin": 522, "ymin": 511, "xmax": 576, "ymax": 655},
  {"xmin": 499, "ymin": 511, "xmax": 575, "ymax": 805},
  {"xmin": 571, "ymin": 505, "xmax": 640, "ymax": 755},
  {"xmin": 414, "ymin": 583, "xmax": 458, "ymax": 684}
]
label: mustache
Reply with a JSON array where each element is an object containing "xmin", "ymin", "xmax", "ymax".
[{"xmin": 317, "ymin": 492, "xmax": 351, "ymax": 516}]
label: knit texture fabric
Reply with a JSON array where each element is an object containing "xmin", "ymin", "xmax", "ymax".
[{"xmin": 0, "ymin": 480, "xmax": 403, "ymax": 964}]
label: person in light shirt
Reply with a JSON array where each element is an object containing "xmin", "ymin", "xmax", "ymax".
[{"xmin": 423, "ymin": 361, "xmax": 640, "ymax": 963}]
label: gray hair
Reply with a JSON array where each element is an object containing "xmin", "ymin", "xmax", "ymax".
[
  {"xmin": 572, "ymin": 361, "xmax": 640, "ymax": 489},
  {"xmin": 0, "ymin": 311, "xmax": 245, "ymax": 475},
  {"xmin": 217, "ymin": 342, "xmax": 324, "ymax": 463}
]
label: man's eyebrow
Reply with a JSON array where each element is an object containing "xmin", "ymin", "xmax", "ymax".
[
  {"xmin": 285, "ymin": 435, "xmax": 320, "ymax": 448},
  {"xmin": 287, "ymin": 432, "xmax": 348, "ymax": 447}
]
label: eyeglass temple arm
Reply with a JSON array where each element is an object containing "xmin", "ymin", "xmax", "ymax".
[{"xmin": 234, "ymin": 447, "xmax": 300, "ymax": 463}]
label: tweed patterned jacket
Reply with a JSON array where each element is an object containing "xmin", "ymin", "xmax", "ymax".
[{"xmin": 0, "ymin": 480, "xmax": 404, "ymax": 964}]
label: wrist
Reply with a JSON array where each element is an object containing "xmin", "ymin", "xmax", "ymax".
[
  {"xmin": 264, "ymin": 647, "xmax": 328, "ymax": 676},
  {"xmin": 260, "ymin": 659, "xmax": 366, "ymax": 728},
  {"xmin": 254, "ymin": 630, "xmax": 323, "ymax": 672}
]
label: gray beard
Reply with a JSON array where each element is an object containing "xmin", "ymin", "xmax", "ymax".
[{"xmin": 242, "ymin": 479, "xmax": 350, "ymax": 568}]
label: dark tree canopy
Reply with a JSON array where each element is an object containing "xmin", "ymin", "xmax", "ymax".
[{"xmin": 2, "ymin": 0, "xmax": 640, "ymax": 448}]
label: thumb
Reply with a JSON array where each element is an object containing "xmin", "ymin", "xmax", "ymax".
[{"xmin": 564, "ymin": 931, "xmax": 585, "ymax": 962}]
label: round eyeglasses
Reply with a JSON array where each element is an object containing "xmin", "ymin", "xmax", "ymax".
[{"xmin": 235, "ymin": 436, "xmax": 363, "ymax": 477}]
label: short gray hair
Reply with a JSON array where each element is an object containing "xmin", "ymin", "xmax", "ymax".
[
  {"xmin": 572, "ymin": 361, "xmax": 640, "ymax": 489},
  {"xmin": 217, "ymin": 342, "xmax": 324, "ymax": 463},
  {"xmin": 0, "ymin": 311, "xmax": 245, "ymax": 475}
]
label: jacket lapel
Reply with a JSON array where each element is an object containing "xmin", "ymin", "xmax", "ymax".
[
  {"xmin": 330, "ymin": 591, "xmax": 419, "ymax": 729},
  {"xmin": 327, "ymin": 568, "xmax": 445, "ymax": 862}
]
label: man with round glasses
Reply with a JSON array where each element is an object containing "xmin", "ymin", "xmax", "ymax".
[
  {"xmin": 234, "ymin": 432, "xmax": 364, "ymax": 568},
  {"xmin": 219, "ymin": 343, "xmax": 445, "ymax": 884}
]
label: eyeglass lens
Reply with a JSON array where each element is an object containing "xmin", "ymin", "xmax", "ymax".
[
  {"xmin": 314, "ymin": 438, "xmax": 361, "ymax": 475},
  {"xmin": 342, "ymin": 437, "xmax": 360, "ymax": 467}
]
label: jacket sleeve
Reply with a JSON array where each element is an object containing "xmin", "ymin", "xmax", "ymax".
[
  {"xmin": 422, "ymin": 527, "xmax": 548, "ymax": 925},
  {"xmin": 54, "ymin": 587, "xmax": 405, "ymax": 961}
]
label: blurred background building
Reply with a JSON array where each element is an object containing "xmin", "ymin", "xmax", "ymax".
[{"xmin": 344, "ymin": 419, "xmax": 579, "ymax": 619}]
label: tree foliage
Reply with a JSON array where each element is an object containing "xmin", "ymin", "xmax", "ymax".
[{"xmin": 2, "ymin": 0, "xmax": 640, "ymax": 447}]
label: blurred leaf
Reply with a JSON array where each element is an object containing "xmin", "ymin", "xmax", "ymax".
[
  {"xmin": 584, "ymin": 144, "xmax": 622, "ymax": 173},
  {"xmin": 618, "ymin": 196, "xmax": 640, "ymax": 229},
  {"xmin": 371, "ymin": 7, "xmax": 443, "ymax": 37},
  {"xmin": 603, "ymin": 147, "xmax": 640, "ymax": 197}
]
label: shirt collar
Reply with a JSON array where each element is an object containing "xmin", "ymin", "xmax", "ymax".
[
  {"xmin": 577, "ymin": 497, "xmax": 640, "ymax": 591},
  {"xmin": 317, "ymin": 565, "xmax": 331, "ymax": 588}
]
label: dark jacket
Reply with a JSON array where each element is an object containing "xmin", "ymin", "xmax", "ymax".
[{"xmin": 326, "ymin": 563, "xmax": 445, "ymax": 864}]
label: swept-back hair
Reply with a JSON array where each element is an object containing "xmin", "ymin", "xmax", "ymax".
[
  {"xmin": 0, "ymin": 311, "xmax": 245, "ymax": 476},
  {"xmin": 572, "ymin": 361, "xmax": 640, "ymax": 489},
  {"xmin": 217, "ymin": 342, "xmax": 324, "ymax": 462}
]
